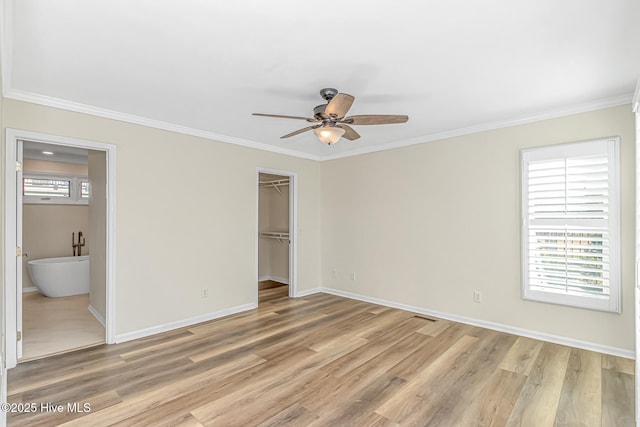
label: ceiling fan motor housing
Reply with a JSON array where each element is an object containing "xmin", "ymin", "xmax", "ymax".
[
  {"xmin": 319, "ymin": 87, "xmax": 338, "ymax": 101},
  {"xmin": 313, "ymin": 104, "xmax": 327, "ymax": 118}
]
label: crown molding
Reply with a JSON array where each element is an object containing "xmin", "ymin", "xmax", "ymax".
[
  {"xmin": 0, "ymin": 3, "xmax": 321, "ymax": 160},
  {"xmin": 3, "ymin": 88, "xmax": 323, "ymax": 161},
  {"xmin": 0, "ymin": 0, "xmax": 635, "ymax": 162},
  {"xmin": 321, "ymin": 94, "xmax": 634, "ymax": 161},
  {"xmin": 1, "ymin": 87, "xmax": 633, "ymax": 163},
  {"xmin": 632, "ymin": 78, "xmax": 640, "ymax": 113}
]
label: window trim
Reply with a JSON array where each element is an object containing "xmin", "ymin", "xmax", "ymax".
[
  {"xmin": 520, "ymin": 137, "xmax": 621, "ymax": 313},
  {"xmin": 23, "ymin": 171, "xmax": 89, "ymax": 205}
]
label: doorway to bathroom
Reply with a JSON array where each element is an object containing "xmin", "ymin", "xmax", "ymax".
[
  {"xmin": 256, "ymin": 168, "xmax": 297, "ymax": 304},
  {"xmin": 4, "ymin": 129, "xmax": 116, "ymax": 368},
  {"xmin": 21, "ymin": 140, "xmax": 104, "ymax": 360}
]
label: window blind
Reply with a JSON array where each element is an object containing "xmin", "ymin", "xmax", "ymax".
[
  {"xmin": 521, "ymin": 138, "xmax": 619, "ymax": 312},
  {"xmin": 23, "ymin": 177, "xmax": 71, "ymax": 198},
  {"xmin": 22, "ymin": 173, "xmax": 89, "ymax": 205}
]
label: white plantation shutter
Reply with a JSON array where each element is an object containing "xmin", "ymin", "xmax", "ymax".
[{"xmin": 521, "ymin": 138, "xmax": 620, "ymax": 312}]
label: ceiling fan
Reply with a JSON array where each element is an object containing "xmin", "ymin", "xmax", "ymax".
[{"xmin": 253, "ymin": 88, "xmax": 409, "ymax": 145}]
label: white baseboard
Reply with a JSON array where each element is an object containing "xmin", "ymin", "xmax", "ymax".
[
  {"xmin": 258, "ymin": 275, "xmax": 289, "ymax": 285},
  {"xmin": 88, "ymin": 305, "xmax": 106, "ymax": 328},
  {"xmin": 114, "ymin": 302, "xmax": 257, "ymax": 344},
  {"xmin": 295, "ymin": 287, "xmax": 322, "ymax": 297},
  {"xmin": 22, "ymin": 287, "xmax": 38, "ymax": 293},
  {"xmin": 321, "ymin": 287, "xmax": 634, "ymax": 359}
]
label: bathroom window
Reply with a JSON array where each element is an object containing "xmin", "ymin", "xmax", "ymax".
[
  {"xmin": 23, "ymin": 173, "xmax": 89, "ymax": 205},
  {"xmin": 520, "ymin": 137, "xmax": 620, "ymax": 312},
  {"xmin": 23, "ymin": 178, "xmax": 71, "ymax": 198},
  {"xmin": 80, "ymin": 181, "xmax": 90, "ymax": 199}
]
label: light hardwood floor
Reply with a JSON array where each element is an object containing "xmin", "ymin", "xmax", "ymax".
[
  {"xmin": 8, "ymin": 283, "xmax": 634, "ymax": 426},
  {"xmin": 22, "ymin": 292, "xmax": 105, "ymax": 361}
]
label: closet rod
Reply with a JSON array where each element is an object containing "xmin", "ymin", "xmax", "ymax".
[
  {"xmin": 259, "ymin": 231, "xmax": 290, "ymax": 246},
  {"xmin": 259, "ymin": 178, "xmax": 289, "ymax": 193}
]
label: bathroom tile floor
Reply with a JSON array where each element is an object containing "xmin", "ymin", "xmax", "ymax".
[{"xmin": 21, "ymin": 291, "xmax": 104, "ymax": 361}]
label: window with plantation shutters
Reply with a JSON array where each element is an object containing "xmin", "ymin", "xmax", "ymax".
[{"xmin": 521, "ymin": 138, "xmax": 620, "ymax": 312}]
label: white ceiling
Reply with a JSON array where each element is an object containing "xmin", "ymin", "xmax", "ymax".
[
  {"xmin": 22, "ymin": 140, "xmax": 88, "ymax": 164},
  {"xmin": 3, "ymin": 0, "xmax": 639, "ymax": 160}
]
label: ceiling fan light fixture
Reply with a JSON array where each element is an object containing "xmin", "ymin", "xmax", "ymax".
[
  {"xmin": 253, "ymin": 88, "xmax": 408, "ymax": 144},
  {"xmin": 314, "ymin": 126, "xmax": 345, "ymax": 145}
]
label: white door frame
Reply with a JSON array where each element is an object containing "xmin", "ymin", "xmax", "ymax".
[
  {"xmin": 632, "ymin": 78, "xmax": 639, "ymax": 424},
  {"xmin": 15, "ymin": 139, "xmax": 22, "ymax": 360},
  {"xmin": 3, "ymin": 129, "xmax": 117, "ymax": 369},
  {"xmin": 255, "ymin": 167, "xmax": 298, "ymax": 302}
]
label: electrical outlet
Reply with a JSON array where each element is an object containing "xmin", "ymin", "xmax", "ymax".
[
  {"xmin": 473, "ymin": 290, "xmax": 482, "ymax": 303},
  {"xmin": 350, "ymin": 272, "xmax": 356, "ymax": 281},
  {"xmin": 332, "ymin": 270, "xmax": 338, "ymax": 278},
  {"xmin": 201, "ymin": 288, "xmax": 209, "ymax": 298}
]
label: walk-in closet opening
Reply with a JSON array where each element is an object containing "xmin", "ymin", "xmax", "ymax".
[{"xmin": 257, "ymin": 171, "xmax": 293, "ymax": 303}]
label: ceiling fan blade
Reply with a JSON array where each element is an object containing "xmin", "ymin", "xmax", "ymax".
[
  {"xmin": 325, "ymin": 93, "xmax": 354, "ymax": 119},
  {"xmin": 337, "ymin": 124, "xmax": 361, "ymax": 141},
  {"xmin": 253, "ymin": 113, "xmax": 318, "ymax": 122},
  {"xmin": 344, "ymin": 115, "xmax": 409, "ymax": 125},
  {"xmin": 281, "ymin": 125, "xmax": 321, "ymax": 139}
]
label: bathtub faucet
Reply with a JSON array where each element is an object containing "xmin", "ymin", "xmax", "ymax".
[{"xmin": 72, "ymin": 231, "xmax": 85, "ymax": 256}]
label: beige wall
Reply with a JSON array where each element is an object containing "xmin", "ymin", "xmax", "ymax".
[
  {"xmin": 321, "ymin": 104, "xmax": 635, "ymax": 352},
  {"xmin": 1, "ymin": 97, "xmax": 634, "ymax": 353},
  {"xmin": 2, "ymin": 98, "xmax": 322, "ymax": 336},
  {"xmin": 258, "ymin": 184, "xmax": 271, "ymax": 277},
  {"xmin": 22, "ymin": 159, "xmax": 90, "ymax": 289},
  {"xmin": 88, "ymin": 150, "xmax": 107, "ymax": 319},
  {"xmin": 22, "ymin": 205, "xmax": 90, "ymax": 289},
  {"xmin": 23, "ymin": 159, "xmax": 87, "ymax": 175},
  {"xmin": 258, "ymin": 174, "xmax": 289, "ymax": 282}
]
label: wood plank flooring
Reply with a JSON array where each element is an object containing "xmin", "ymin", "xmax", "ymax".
[{"xmin": 7, "ymin": 283, "xmax": 634, "ymax": 426}]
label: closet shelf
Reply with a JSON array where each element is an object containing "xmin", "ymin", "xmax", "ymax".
[
  {"xmin": 260, "ymin": 231, "xmax": 290, "ymax": 245},
  {"xmin": 259, "ymin": 178, "xmax": 289, "ymax": 193}
]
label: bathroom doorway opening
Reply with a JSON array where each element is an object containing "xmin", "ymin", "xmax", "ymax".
[
  {"xmin": 4, "ymin": 129, "xmax": 116, "ymax": 368},
  {"xmin": 256, "ymin": 168, "xmax": 297, "ymax": 304}
]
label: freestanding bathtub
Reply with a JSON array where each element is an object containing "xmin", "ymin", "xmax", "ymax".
[{"xmin": 27, "ymin": 255, "xmax": 90, "ymax": 297}]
